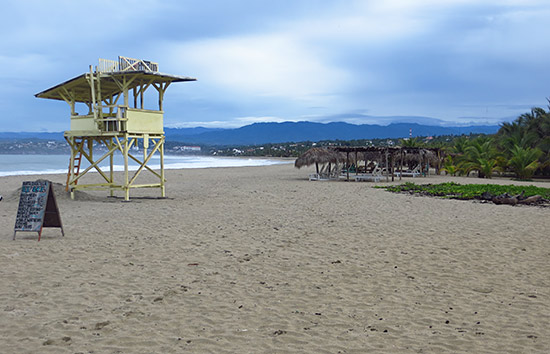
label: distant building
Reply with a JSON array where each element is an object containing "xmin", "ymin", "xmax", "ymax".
[{"xmin": 175, "ymin": 146, "xmax": 201, "ymax": 152}]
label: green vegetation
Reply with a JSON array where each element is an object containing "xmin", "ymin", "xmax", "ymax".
[
  {"xmin": 417, "ymin": 103, "xmax": 550, "ymax": 180},
  {"xmin": 378, "ymin": 182, "xmax": 550, "ymax": 200},
  {"xmin": 496, "ymin": 105, "xmax": 550, "ymax": 178},
  {"xmin": 507, "ymin": 145, "xmax": 542, "ymax": 180}
]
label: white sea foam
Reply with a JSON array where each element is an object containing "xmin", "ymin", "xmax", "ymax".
[{"xmin": 0, "ymin": 154, "xmax": 289, "ymax": 177}]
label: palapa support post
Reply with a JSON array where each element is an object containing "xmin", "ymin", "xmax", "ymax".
[
  {"xmin": 385, "ymin": 147, "xmax": 389, "ymax": 182},
  {"xmin": 354, "ymin": 151, "xmax": 358, "ymax": 176},
  {"xmin": 35, "ymin": 56, "xmax": 195, "ymax": 200},
  {"xmin": 346, "ymin": 152, "xmax": 350, "ymax": 181},
  {"xmin": 390, "ymin": 154, "xmax": 394, "ymax": 182}
]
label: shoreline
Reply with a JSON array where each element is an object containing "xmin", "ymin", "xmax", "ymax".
[{"xmin": 0, "ymin": 155, "xmax": 293, "ymax": 177}]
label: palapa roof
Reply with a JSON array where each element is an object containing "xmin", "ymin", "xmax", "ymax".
[
  {"xmin": 294, "ymin": 147, "xmax": 343, "ymax": 168},
  {"xmin": 35, "ymin": 71, "xmax": 196, "ymax": 103},
  {"xmin": 333, "ymin": 146, "xmax": 439, "ymax": 153},
  {"xmin": 296, "ymin": 146, "xmax": 442, "ymax": 166}
]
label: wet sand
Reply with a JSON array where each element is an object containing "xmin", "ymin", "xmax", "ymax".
[{"xmin": 1, "ymin": 164, "xmax": 549, "ymax": 353}]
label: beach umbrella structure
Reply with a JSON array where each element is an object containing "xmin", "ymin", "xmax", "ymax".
[
  {"xmin": 296, "ymin": 145, "xmax": 443, "ymax": 181},
  {"xmin": 295, "ymin": 147, "xmax": 343, "ymax": 175},
  {"xmin": 35, "ymin": 56, "xmax": 196, "ymax": 200},
  {"xmin": 333, "ymin": 146, "xmax": 391, "ymax": 181},
  {"xmin": 304, "ymin": 146, "xmax": 444, "ymax": 181}
]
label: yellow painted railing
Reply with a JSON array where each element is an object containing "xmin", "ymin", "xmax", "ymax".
[{"xmin": 98, "ymin": 57, "xmax": 159, "ymax": 73}]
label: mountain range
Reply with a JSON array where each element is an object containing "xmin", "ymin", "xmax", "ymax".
[
  {"xmin": 164, "ymin": 121, "xmax": 499, "ymax": 145},
  {"xmin": 0, "ymin": 121, "xmax": 500, "ymax": 145}
]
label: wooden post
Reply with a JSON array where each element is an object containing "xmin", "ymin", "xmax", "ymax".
[
  {"xmin": 96, "ymin": 68, "xmax": 103, "ymax": 129},
  {"xmin": 124, "ymin": 134, "xmax": 130, "ymax": 201},
  {"xmin": 158, "ymin": 85, "xmax": 164, "ymax": 111},
  {"xmin": 399, "ymin": 148, "xmax": 403, "ymax": 181},
  {"xmin": 435, "ymin": 148, "xmax": 441, "ymax": 176},
  {"xmin": 385, "ymin": 148, "xmax": 389, "ymax": 182},
  {"xmin": 87, "ymin": 138, "xmax": 93, "ymax": 182},
  {"xmin": 355, "ymin": 151, "xmax": 358, "ymax": 175},
  {"xmin": 70, "ymin": 98, "xmax": 75, "ymax": 116},
  {"xmin": 123, "ymin": 76, "xmax": 129, "ymax": 108},
  {"xmin": 140, "ymin": 84, "xmax": 144, "ymax": 109},
  {"xmin": 89, "ymin": 66, "xmax": 97, "ymax": 122},
  {"xmin": 143, "ymin": 133, "xmax": 149, "ymax": 163},
  {"xmin": 107, "ymin": 96, "xmax": 113, "ymax": 117},
  {"xmin": 109, "ymin": 138, "xmax": 115, "ymax": 197},
  {"xmin": 391, "ymin": 153, "xmax": 394, "ymax": 182},
  {"xmin": 160, "ymin": 136, "xmax": 165, "ymax": 197},
  {"xmin": 346, "ymin": 151, "xmax": 350, "ymax": 181}
]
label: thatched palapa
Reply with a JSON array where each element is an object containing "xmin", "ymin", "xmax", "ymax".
[
  {"xmin": 296, "ymin": 145, "xmax": 443, "ymax": 181},
  {"xmin": 294, "ymin": 147, "xmax": 342, "ymax": 169}
]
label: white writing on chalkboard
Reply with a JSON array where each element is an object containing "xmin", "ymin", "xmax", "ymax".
[
  {"xmin": 14, "ymin": 180, "xmax": 64, "ymax": 241},
  {"xmin": 15, "ymin": 181, "xmax": 49, "ymax": 231}
]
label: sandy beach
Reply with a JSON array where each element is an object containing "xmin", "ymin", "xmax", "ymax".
[{"xmin": 1, "ymin": 163, "xmax": 549, "ymax": 353}]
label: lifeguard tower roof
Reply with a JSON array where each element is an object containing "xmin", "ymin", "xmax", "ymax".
[{"xmin": 36, "ymin": 71, "xmax": 196, "ymax": 102}]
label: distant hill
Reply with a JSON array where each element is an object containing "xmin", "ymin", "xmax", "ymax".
[
  {"xmin": 0, "ymin": 121, "xmax": 500, "ymax": 146},
  {"xmin": 0, "ymin": 128, "xmax": 222, "ymax": 141},
  {"xmin": 165, "ymin": 121, "xmax": 500, "ymax": 145},
  {"xmin": 0, "ymin": 132, "xmax": 65, "ymax": 141}
]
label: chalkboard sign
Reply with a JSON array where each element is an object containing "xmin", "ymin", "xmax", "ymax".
[{"xmin": 13, "ymin": 180, "xmax": 64, "ymax": 241}]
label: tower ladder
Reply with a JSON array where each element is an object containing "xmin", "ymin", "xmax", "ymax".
[{"xmin": 66, "ymin": 138, "xmax": 84, "ymax": 191}]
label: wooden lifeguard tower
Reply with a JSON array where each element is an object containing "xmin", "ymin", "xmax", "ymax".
[{"xmin": 35, "ymin": 56, "xmax": 196, "ymax": 200}]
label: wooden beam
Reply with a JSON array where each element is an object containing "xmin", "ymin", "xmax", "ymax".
[
  {"xmin": 73, "ymin": 143, "xmax": 112, "ymax": 184},
  {"xmin": 128, "ymin": 153, "xmax": 163, "ymax": 180},
  {"xmin": 129, "ymin": 138, "xmax": 162, "ymax": 185}
]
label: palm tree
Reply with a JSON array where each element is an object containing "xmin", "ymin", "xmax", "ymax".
[
  {"xmin": 496, "ymin": 104, "xmax": 550, "ymax": 177},
  {"xmin": 508, "ymin": 145, "xmax": 542, "ymax": 180},
  {"xmin": 440, "ymin": 155, "xmax": 458, "ymax": 176},
  {"xmin": 458, "ymin": 137, "xmax": 502, "ymax": 178},
  {"xmin": 497, "ymin": 121, "xmax": 536, "ymax": 152},
  {"xmin": 449, "ymin": 136, "xmax": 470, "ymax": 155},
  {"xmin": 399, "ymin": 137, "xmax": 424, "ymax": 148}
]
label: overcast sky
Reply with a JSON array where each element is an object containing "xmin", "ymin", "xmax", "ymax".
[{"xmin": 1, "ymin": 0, "xmax": 549, "ymax": 132}]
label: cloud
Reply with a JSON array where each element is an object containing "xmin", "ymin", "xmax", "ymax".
[
  {"xmin": 3, "ymin": 0, "xmax": 550, "ymax": 131},
  {"xmin": 166, "ymin": 116, "xmax": 294, "ymax": 129},
  {"xmin": 162, "ymin": 33, "xmax": 350, "ymax": 103}
]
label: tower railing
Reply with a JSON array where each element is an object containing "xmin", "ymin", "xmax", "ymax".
[{"xmin": 98, "ymin": 56, "xmax": 159, "ymax": 73}]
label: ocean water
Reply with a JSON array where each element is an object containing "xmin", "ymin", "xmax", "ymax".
[{"xmin": 0, "ymin": 154, "xmax": 290, "ymax": 177}]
